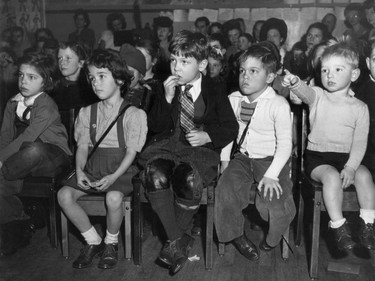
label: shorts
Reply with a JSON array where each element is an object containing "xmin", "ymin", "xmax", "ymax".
[{"xmin": 304, "ymin": 149, "xmax": 349, "ymax": 177}]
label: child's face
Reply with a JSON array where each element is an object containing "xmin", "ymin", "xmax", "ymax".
[
  {"xmin": 209, "ymin": 40, "xmax": 225, "ymax": 54},
  {"xmin": 366, "ymin": 47, "xmax": 375, "ymax": 79},
  {"xmin": 267, "ymin": 29, "xmax": 282, "ymax": 49},
  {"xmin": 18, "ymin": 64, "xmax": 44, "ymax": 98},
  {"xmin": 365, "ymin": 8, "xmax": 375, "ymax": 28},
  {"xmin": 58, "ymin": 47, "xmax": 83, "ymax": 81},
  {"xmin": 170, "ymin": 53, "xmax": 207, "ymax": 85},
  {"xmin": 208, "ymin": 57, "xmax": 223, "ymax": 78},
  {"xmin": 157, "ymin": 27, "xmax": 171, "ymax": 41},
  {"xmin": 321, "ymin": 55, "xmax": 359, "ymax": 93},
  {"xmin": 239, "ymin": 56, "xmax": 274, "ymax": 100},
  {"xmin": 238, "ymin": 36, "xmax": 251, "ymax": 51},
  {"xmin": 128, "ymin": 65, "xmax": 141, "ymax": 88},
  {"xmin": 87, "ymin": 65, "xmax": 121, "ymax": 100},
  {"xmin": 228, "ymin": 29, "xmax": 240, "ymax": 47},
  {"xmin": 196, "ymin": 21, "xmax": 208, "ymax": 35}
]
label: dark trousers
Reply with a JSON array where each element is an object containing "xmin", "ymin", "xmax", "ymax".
[
  {"xmin": 0, "ymin": 141, "xmax": 70, "ymax": 224},
  {"xmin": 138, "ymin": 135, "xmax": 219, "ymax": 240},
  {"xmin": 215, "ymin": 153, "xmax": 296, "ymax": 247}
]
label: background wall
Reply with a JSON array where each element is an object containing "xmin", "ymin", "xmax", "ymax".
[{"xmin": 44, "ymin": 0, "xmax": 359, "ymax": 50}]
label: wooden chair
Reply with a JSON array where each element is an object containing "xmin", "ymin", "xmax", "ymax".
[
  {"xmin": 132, "ymin": 173, "xmax": 216, "ymax": 270},
  {"xmin": 217, "ymin": 111, "xmax": 296, "ymax": 261},
  {"xmin": 295, "ymin": 108, "xmax": 375, "ymax": 280},
  {"xmin": 60, "ymin": 194, "xmax": 133, "ymax": 259},
  {"xmin": 18, "ymin": 109, "xmax": 76, "ymax": 249}
]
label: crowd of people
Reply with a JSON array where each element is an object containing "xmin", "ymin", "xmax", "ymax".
[{"xmin": 1, "ymin": 0, "xmax": 375, "ymax": 276}]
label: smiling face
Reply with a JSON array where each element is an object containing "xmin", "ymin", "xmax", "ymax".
[
  {"xmin": 18, "ymin": 64, "xmax": 45, "ymax": 98},
  {"xmin": 170, "ymin": 53, "xmax": 206, "ymax": 85},
  {"xmin": 320, "ymin": 55, "xmax": 359, "ymax": 94},
  {"xmin": 87, "ymin": 65, "xmax": 121, "ymax": 100},
  {"xmin": 58, "ymin": 47, "xmax": 84, "ymax": 81},
  {"xmin": 239, "ymin": 56, "xmax": 274, "ymax": 101}
]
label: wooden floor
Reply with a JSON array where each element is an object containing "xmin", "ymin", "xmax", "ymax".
[{"xmin": 1, "ymin": 211, "xmax": 374, "ymax": 281}]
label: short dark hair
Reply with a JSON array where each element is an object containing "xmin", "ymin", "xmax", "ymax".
[
  {"xmin": 363, "ymin": 0, "xmax": 375, "ymax": 10},
  {"xmin": 321, "ymin": 41, "xmax": 359, "ymax": 68},
  {"xmin": 73, "ymin": 9, "xmax": 91, "ymax": 27},
  {"xmin": 85, "ymin": 49, "xmax": 132, "ymax": 94},
  {"xmin": 18, "ymin": 52, "xmax": 59, "ymax": 92},
  {"xmin": 59, "ymin": 41, "xmax": 90, "ymax": 61},
  {"xmin": 238, "ymin": 43, "xmax": 278, "ymax": 74},
  {"xmin": 195, "ymin": 17, "xmax": 210, "ymax": 27},
  {"xmin": 208, "ymin": 33, "xmax": 228, "ymax": 49},
  {"xmin": 240, "ymin": 33, "xmax": 255, "ymax": 44},
  {"xmin": 106, "ymin": 12, "xmax": 126, "ymax": 31},
  {"xmin": 169, "ymin": 30, "xmax": 209, "ymax": 62},
  {"xmin": 366, "ymin": 40, "xmax": 375, "ymax": 57}
]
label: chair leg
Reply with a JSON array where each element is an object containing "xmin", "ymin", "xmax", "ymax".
[
  {"xmin": 205, "ymin": 184, "xmax": 214, "ymax": 270},
  {"xmin": 295, "ymin": 187, "xmax": 304, "ymax": 247},
  {"xmin": 218, "ymin": 243, "xmax": 225, "ymax": 256},
  {"xmin": 310, "ymin": 191, "xmax": 322, "ymax": 280},
  {"xmin": 124, "ymin": 200, "xmax": 132, "ymax": 260},
  {"xmin": 132, "ymin": 178, "xmax": 142, "ymax": 266},
  {"xmin": 282, "ymin": 225, "xmax": 290, "ymax": 260},
  {"xmin": 48, "ymin": 187, "xmax": 58, "ymax": 249},
  {"xmin": 61, "ymin": 211, "xmax": 69, "ymax": 258}
]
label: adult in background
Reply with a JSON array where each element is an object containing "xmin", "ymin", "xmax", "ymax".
[
  {"xmin": 68, "ymin": 9, "xmax": 96, "ymax": 51},
  {"xmin": 98, "ymin": 12, "xmax": 127, "ymax": 52}
]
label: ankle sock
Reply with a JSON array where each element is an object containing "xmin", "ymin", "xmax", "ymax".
[
  {"xmin": 360, "ymin": 209, "xmax": 375, "ymax": 224},
  {"xmin": 329, "ymin": 218, "xmax": 346, "ymax": 229},
  {"xmin": 81, "ymin": 226, "xmax": 102, "ymax": 245},
  {"xmin": 104, "ymin": 230, "xmax": 119, "ymax": 244}
]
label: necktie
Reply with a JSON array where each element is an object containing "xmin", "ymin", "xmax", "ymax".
[
  {"xmin": 240, "ymin": 101, "xmax": 257, "ymax": 123},
  {"xmin": 179, "ymin": 84, "xmax": 195, "ymax": 133}
]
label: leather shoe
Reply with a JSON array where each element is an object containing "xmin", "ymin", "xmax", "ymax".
[
  {"xmin": 232, "ymin": 235, "xmax": 259, "ymax": 261},
  {"xmin": 157, "ymin": 241, "xmax": 174, "ymax": 268},
  {"xmin": 73, "ymin": 243, "xmax": 104, "ymax": 269},
  {"xmin": 169, "ymin": 234, "xmax": 195, "ymax": 275},
  {"xmin": 98, "ymin": 243, "xmax": 118, "ymax": 269},
  {"xmin": 259, "ymin": 239, "xmax": 275, "ymax": 252},
  {"xmin": 0, "ymin": 220, "xmax": 33, "ymax": 256},
  {"xmin": 330, "ymin": 221, "xmax": 355, "ymax": 251},
  {"xmin": 359, "ymin": 219, "xmax": 375, "ymax": 250}
]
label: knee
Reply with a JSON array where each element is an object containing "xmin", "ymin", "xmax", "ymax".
[
  {"xmin": 57, "ymin": 186, "xmax": 75, "ymax": 208},
  {"xmin": 106, "ymin": 191, "xmax": 123, "ymax": 210},
  {"xmin": 20, "ymin": 142, "xmax": 44, "ymax": 160},
  {"xmin": 322, "ymin": 172, "xmax": 341, "ymax": 189},
  {"xmin": 143, "ymin": 158, "xmax": 175, "ymax": 193},
  {"xmin": 172, "ymin": 162, "xmax": 201, "ymax": 202}
]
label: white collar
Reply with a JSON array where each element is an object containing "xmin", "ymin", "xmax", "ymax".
[
  {"xmin": 241, "ymin": 86, "xmax": 275, "ymax": 104},
  {"xmin": 182, "ymin": 73, "xmax": 202, "ymax": 102},
  {"xmin": 11, "ymin": 92, "xmax": 44, "ymax": 107}
]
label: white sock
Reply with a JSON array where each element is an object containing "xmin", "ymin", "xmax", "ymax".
[
  {"xmin": 329, "ymin": 218, "xmax": 346, "ymax": 229},
  {"xmin": 81, "ymin": 226, "xmax": 102, "ymax": 245},
  {"xmin": 360, "ymin": 209, "xmax": 375, "ymax": 224},
  {"xmin": 104, "ymin": 230, "xmax": 119, "ymax": 245}
]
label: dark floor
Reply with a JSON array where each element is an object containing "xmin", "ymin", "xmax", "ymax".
[{"xmin": 0, "ymin": 206, "xmax": 375, "ymax": 281}]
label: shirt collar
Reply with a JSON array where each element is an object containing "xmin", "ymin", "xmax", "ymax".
[
  {"xmin": 11, "ymin": 92, "xmax": 44, "ymax": 107},
  {"xmin": 242, "ymin": 86, "xmax": 274, "ymax": 103},
  {"xmin": 182, "ymin": 73, "xmax": 202, "ymax": 102}
]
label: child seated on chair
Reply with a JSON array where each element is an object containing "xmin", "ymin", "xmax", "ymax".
[
  {"xmin": 0, "ymin": 52, "xmax": 72, "ymax": 256},
  {"xmin": 214, "ymin": 43, "xmax": 296, "ymax": 262},
  {"xmin": 283, "ymin": 41, "xmax": 375, "ymax": 251},
  {"xmin": 58, "ymin": 49, "xmax": 147, "ymax": 269},
  {"xmin": 137, "ymin": 30, "xmax": 238, "ymax": 275}
]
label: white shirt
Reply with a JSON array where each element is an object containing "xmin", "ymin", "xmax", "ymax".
[
  {"xmin": 13, "ymin": 92, "xmax": 44, "ymax": 120},
  {"xmin": 181, "ymin": 74, "xmax": 202, "ymax": 102},
  {"xmin": 221, "ymin": 86, "xmax": 292, "ymax": 180}
]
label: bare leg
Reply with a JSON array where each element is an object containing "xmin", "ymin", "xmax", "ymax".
[
  {"xmin": 354, "ymin": 165, "xmax": 375, "ymax": 210},
  {"xmin": 311, "ymin": 165, "xmax": 344, "ymax": 222},
  {"xmin": 57, "ymin": 186, "xmax": 91, "ymax": 232},
  {"xmin": 106, "ymin": 191, "xmax": 124, "ymax": 234}
]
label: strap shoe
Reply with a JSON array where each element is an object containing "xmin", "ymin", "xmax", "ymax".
[
  {"xmin": 72, "ymin": 243, "xmax": 104, "ymax": 269},
  {"xmin": 98, "ymin": 243, "xmax": 118, "ymax": 269}
]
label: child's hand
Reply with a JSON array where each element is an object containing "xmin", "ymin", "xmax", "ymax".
[
  {"xmin": 163, "ymin": 75, "xmax": 180, "ymax": 103},
  {"xmin": 281, "ymin": 70, "xmax": 299, "ymax": 88},
  {"xmin": 185, "ymin": 129, "xmax": 211, "ymax": 146},
  {"xmin": 257, "ymin": 176, "xmax": 283, "ymax": 201},
  {"xmin": 76, "ymin": 170, "xmax": 92, "ymax": 190},
  {"xmin": 93, "ymin": 174, "xmax": 117, "ymax": 192},
  {"xmin": 340, "ymin": 166, "xmax": 355, "ymax": 189}
]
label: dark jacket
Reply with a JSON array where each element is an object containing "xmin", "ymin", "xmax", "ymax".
[
  {"xmin": 0, "ymin": 92, "xmax": 72, "ymax": 163},
  {"xmin": 146, "ymin": 75, "xmax": 238, "ymax": 152}
]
